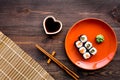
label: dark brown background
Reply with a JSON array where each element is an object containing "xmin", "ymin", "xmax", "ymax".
[{"xmin": 0, "ymin": 0, "xmax": 120, "ymax": 80}]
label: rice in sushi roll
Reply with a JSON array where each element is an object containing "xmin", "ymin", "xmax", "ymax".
[
  {"xmin": 83, "ymin": 52, "xmax": 91, "ymax": 59},
  {"xmin": 89, "ymin": 47, "xmax": 97, "ymax": 55},
  {"xmin": 79, "ymin": 47, "xmax": 86, "ymax": 54},
  {"xmin": 75, "ymin": 40, "xmax": 83, "ymax": 48},
  {"xmin": 80, "ymin": 35, "xmax": 87, "ymax": 43},
  {"xmin": 85, "ymin": 41, "xmax": 92, "ymax": 49}
]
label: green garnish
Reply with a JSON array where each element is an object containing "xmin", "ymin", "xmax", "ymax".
[{"xmin": 96, "ymin": 34, "xmax": 104, "ymax": 43}]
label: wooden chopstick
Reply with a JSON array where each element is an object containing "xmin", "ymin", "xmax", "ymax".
[
  {"xmin": 35, "ymin": 44, "xmax": 79, "ymax": 80},
  {"xmin": 47, "ymin": 51, "xmax": 56, "ymax": 64}
]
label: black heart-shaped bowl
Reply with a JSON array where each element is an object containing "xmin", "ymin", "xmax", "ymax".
[{"xmin": 43, "ymin": 16, "xmax": 62, "ymax": 35}]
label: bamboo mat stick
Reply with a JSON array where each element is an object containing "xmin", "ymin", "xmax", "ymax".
[
  {"xmin": 35, "ymin": 44, "xmax": 79, "ymax": 80},
  {"xmin": 0, "ymin": 31, "xmax": 54, "ymax": 80}
]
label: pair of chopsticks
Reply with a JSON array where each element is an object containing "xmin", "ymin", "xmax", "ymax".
[{"xmin": 35, "ymin": 44, "xmax": 79, "ymax": 80}]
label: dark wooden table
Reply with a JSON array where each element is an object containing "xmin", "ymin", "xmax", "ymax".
[{"xmin": 0, "ymin": 0, "xmax": 120, "ymax": 80}]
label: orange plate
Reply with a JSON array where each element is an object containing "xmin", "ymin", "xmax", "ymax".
[{"xmin": 65, "ymin": 18, "xmax": 117, "ymax": 70}]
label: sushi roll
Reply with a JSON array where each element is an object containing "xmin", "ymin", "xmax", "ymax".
[
  {"xmin": 83, "ymin": 52, "xmax": 91, "ymax": 59},
  {"xmin": 80, "ymin": 35, "xmax": 87, "ymax": 43},
  {"xmin": 89, "ymin": 47, "xmax": 97, "ymax": 55},
  {"xmin": 79, "ymin": 47, "xmax": 86, "ymax": 54},
  {"xmin": 85, "ymin": 41, "xmax": 92, "ymax": 49},
  {"xmin": 75, "ymin": 40, "xmax": 83, "ymax": 48}
]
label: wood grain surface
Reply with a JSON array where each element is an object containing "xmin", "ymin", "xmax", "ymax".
[{"xmin": 0, "ymin": 0, "xmax": 120, "ymax": 80}]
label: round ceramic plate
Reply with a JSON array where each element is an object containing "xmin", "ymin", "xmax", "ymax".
[{"xmin": 65, "ymin": 18, "xmax": 117, "ymax": 70}]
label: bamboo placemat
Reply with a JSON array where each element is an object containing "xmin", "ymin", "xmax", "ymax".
[{"xmin": 0, "ymin": 31, "xmax": 54, "ymax": 80}]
